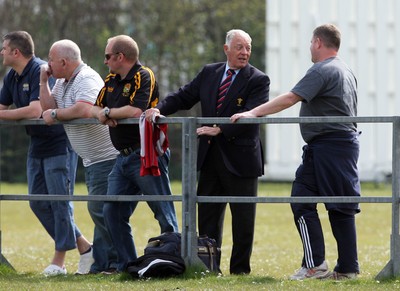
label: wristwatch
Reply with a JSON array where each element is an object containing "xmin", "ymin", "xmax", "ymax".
[
  {"xmin": 50, "ymin": 109, "xmax": 57, "ymax": 119},
  {"xmin": 104, "ymin": 107, "xmax": 110, "ymax": 118}
]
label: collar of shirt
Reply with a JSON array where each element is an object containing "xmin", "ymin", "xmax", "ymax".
[
  {"xmin": 221, "ymin": 63, "xmax": 239, "ymax": 83},
  {"xmin": 13, "ymin": 57, "xmax": 36, "ymax": 80},
  {"xmin": 115, "ymin": 61, "xmax": 142, "ymax": 82}
]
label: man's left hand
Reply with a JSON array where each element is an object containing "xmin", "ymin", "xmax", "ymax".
[{"xmin": 197, "ymin": 125, "xmax": 222, "ymax": 136}]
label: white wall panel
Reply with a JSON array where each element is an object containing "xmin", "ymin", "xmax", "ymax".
[{"xmin": 265, "ymin": 0, "xmax": 398, "ymax": 181}]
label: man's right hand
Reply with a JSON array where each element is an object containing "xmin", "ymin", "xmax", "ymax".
[
  {"xmin": 230, "ymin": 111, "xmax": 257, "ymax": 123},
  {"xmin": 40, "ymin": 64, "xmax": 52, "ymax": 84},
  {"xmin": 145, "ymin": 108, "xmax": 160, "ymax": 122}
]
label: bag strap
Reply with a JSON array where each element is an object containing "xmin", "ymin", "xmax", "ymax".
[{"xmin": 205, "ymin": 240, "xmax": 215, "ymax": 271}]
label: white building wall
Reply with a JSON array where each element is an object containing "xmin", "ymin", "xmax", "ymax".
[{"xmin": 265, "ymin": 0, "xmax": 400, "ymax": 181}]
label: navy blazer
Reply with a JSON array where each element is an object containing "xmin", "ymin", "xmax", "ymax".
[{"xmin": 157, "ymin": 62, "xmax": 270, "ymax": 177}]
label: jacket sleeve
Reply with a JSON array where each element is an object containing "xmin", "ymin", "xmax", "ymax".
[
  {"xmin": 156, "ymin": 67, "xmax": 206, "ymax": 116},
  {"xmin": 220, "ymin": 71, "xmax": 270, "ymax": 139}
]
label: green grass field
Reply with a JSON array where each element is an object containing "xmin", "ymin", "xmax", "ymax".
[{"xmin": 0, "ymin": 181, "xmax": 398, "ymax": 290}]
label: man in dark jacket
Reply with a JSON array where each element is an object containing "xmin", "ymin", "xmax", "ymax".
[{"xmin": 146, "ymin": 29, "xmax": 270, "ymax": 274}]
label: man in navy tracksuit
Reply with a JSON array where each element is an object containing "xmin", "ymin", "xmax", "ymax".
[{"xmin": 232, "ymin": 23, "xmax": 360, "ymax": 280}]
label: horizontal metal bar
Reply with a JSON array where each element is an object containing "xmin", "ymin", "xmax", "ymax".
[
  {"xmin": 0, "ymin": 116, "xmax": 397, "ymax": 126},
  {"xmin": 0, "ymin": 194, "xmax": 393, "ymax": 204},
  {"xmin": 196, "ymin": 116, "xmax": 398, "ymax": 124},
  {"xmin": 0, "ymin": 194, "xmax": 182, "ymax": 202},
  {"xmin": 197, "ymin": 196, "xmax": 394, "ymax": 203}
]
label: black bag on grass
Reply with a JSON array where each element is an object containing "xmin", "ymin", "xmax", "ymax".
[
  {"xmin": 127, "ymin": 232, "xmax": 185, "ymax": 278},
  {"xmin": 144, "ymin": 232, "xmax": 181, "ymax": 257},
  {"xmin": 127, "ymin": 253, "xmax": 185, "ymax": 278}
]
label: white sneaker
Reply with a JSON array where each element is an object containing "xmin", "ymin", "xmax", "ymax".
[
  {"xmin": 43, "ymin": 264, "xmax": 67, "ymax": 276},
  {"xmin": 289, "ymin": 266, "xmax": 308, "ymax": 280},
  {"xmin": 75, "ymin": 247, "xmax": 94, "ymax": 275},
  {"xmin": 290, "ymin": 260, "xmax": 331, "ymax": 280}
]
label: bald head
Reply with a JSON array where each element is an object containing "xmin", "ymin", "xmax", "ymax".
[
  {"xmin": 50, "ymin": 39, "xmax": 82, "ymax": 62},
  {"xmin": 48, "ymin": 39, "xmax": 83, "ymax": 79}
]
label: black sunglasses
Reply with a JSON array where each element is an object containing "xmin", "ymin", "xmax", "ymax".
[{"xmin": 104, "ymin": 52, "xmax": 121, "ymax": 60}]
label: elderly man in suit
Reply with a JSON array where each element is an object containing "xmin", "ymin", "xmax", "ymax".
[{"xmin": 145, "ymin": 29, "xmax": 270, "ymax": 274}]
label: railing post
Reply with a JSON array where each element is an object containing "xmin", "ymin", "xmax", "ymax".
[
  {"xmin": 376, "ymin": 116, "xmax": 400, "ymax": 279},
  {"xmin": 0, "ymin": 126, "xmax": 14, "ymax": 270},
  {"xmin": 181, "ymin": 117, "xmax": 202, "ymax": 266},
  {"xmin": 0, "ymin": 230, "xmax": 14, "ymax": 269}
]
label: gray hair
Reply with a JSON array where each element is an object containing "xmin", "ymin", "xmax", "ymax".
[
  {"xmin": 51, "ymin": 39, "xmax": 82, "ymax": 61},
  {"xmin": 225, "ymin": 29, "xmax": 252, "ymax": 46}
]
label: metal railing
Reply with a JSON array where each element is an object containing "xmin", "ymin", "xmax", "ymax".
[{"xmin": 0, "ymin": 116, "xmax": 398, "ymax": 279}]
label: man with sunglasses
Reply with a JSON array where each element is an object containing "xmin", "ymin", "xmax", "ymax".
[{"xmin": 92, "ymin": 35, "xmax": 178, "ymax": 272}]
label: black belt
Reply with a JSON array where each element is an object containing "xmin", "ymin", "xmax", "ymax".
[{"xmin": 119, "ymin": 146, "xmax": 139, "ymax": 156}]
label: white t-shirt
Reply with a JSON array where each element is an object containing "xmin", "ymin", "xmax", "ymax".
[{"xmin": 51, "ymin": 64, "xmax": 119, "ymax": 167}]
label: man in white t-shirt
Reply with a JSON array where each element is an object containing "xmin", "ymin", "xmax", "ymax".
[{"xmin": 40, "ymin": 39, "xmax": 119, "ymax": 275}]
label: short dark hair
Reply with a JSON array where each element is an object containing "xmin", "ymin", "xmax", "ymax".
[
  {"xmin": 3, "ymin": 31, "xmax": 34, "ymax": 58},
  {"xmin": 108, "ymin": 35, "xmax": 139, "ymax": 62},
  {"xmin": 313, "ymin": 24, "xmax": 341, "ymax": 50}
]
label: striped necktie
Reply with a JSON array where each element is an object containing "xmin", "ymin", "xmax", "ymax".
[{"xmin": 216, "ymin": 69, "xmax": 235, "ymax": 111}]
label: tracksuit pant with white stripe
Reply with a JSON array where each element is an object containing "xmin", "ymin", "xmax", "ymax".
[{"xmin": 290, "ymin": 132, "xmax": 360, "ymax": 274}]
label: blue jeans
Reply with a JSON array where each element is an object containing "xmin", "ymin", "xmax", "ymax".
[
  {"xmin": 28, "ymin": 146, "xmax": 80, "ymax": 251},
  {"xmin": 85, "ymin": 159, "xmax": 118, "ymax": 272},
  {"xmin": 104, "ymin": 148, "xmax": 178, "ymax": 271}
]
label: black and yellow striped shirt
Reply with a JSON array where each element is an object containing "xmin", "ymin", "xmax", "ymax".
[{"xmin": 95, "ymin": 61, "xmax": 159, "ymax": 150}]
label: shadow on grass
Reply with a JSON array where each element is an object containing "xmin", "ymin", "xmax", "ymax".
[
  {"xmin": 119, "ymin": 264, "xmax": 277, "ymax": 287},
  {"xmin": 2, "ymin": 263, "xmax": 399, "ymax": 291},
  {"xmin": 0, "ymin": 263, "xmax": 276, "ymax": 280}
]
